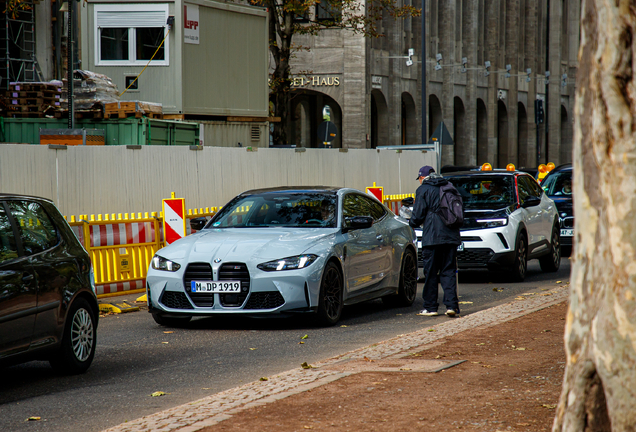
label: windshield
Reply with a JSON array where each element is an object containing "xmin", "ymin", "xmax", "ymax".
[
  {"xmin": 208, "ymin": 193, "xmax": 338, "ymax": 228},
  {"xmin": 542, "ymin": 170, "xmax": 572, "ymax": 196},
  {"xmin": 446, "ymin": 175, "xmax": 516, "ymax": 210}
]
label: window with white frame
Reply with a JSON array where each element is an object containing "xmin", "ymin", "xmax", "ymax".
[{"xmin": 94, "ymin": 4, "xmax": 169, "ymax": 66}]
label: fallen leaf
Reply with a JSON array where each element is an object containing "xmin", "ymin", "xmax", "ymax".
[
  {"xmin": 260, "ymin": 377, "xmax": 269, "ymax": 381},
  {"xmin": 476, "ymin": 343, "xmax": 485, "ymax": 346},
  {"xmin": 399, "ymin": 367, "xmax": 412, "ymax": 371},
  {"xmin": 301, "ymin": 334, "xmax": 308, "ymax": 340},
  {"xmin": 301, "ymin": 362, "xmax": 314, "ymax": 369},
  {"xmin": 482, "ymin": 364, "xmax": 494, "ymax": 368},
  {"xmin": 515, "ymin": 347, "xmax": 527, "ymax": 351},
  {"xmin": 409, "ymin": 353, "xmax": 422, "ymax": 357},
  {"xmin": 249, "ymin": 348, "xmax": 257, "ymax": 350},
  {"xmin": 363, "ymin": 356, "xmax": 375, "ymax": 362},
  {"xmin": 340, "ymin": 325, "xmax": 348, "ymax": 327},
  {"xmin": 458, "ymin": 301, "xmax": 473, "ymax": 304},
  {"xmin": 396, "ymin": 313, "xmax": 402, "ymax": 316},
  {"xmin": 522, "ymin": 293, "xmax": 536, "ymax": 296},
  {"xmin": 303, "ymin": 427, "xmax": 313, "ymax": 429},
  {"xmin": 435, "ymin": 355, "xmax": 442, "ymax": 359},
  {"xmin": 151, "ymin": 391, "xmax": 166, "ymax": 397},
  {"xmin": 515, "ymin": 297, "xmax": 525, "ymax": 300},
  {"xmin": 427, "ymin": 329, "xmax": 435, "ymax": 332},
  {"xmin": 556, "ymin": 281, "xmax": 562, "ymax": 284},
  {"xmin": 163, "ymin": 331, "xmax": 174, "ymax": 334},
  {"xmin": 161, "ymin": 342, "xmax": 169, "ymax": 344},
  {"xmin": 517, "ymin": 424, "xmax": 530, "ymax": 426},
  {"xmin": 299, "ymin": 341, "xmax": 305, "ymax": 344},
  {"xmin": 201, "ymin": 388, "xmax": 211, "ymax": 390},
  {"xmin": 541, "ymin": 293, "xmax": 553, "ymax": 296},
  {"xmin": 26, "ymin": 417, "xmax": 41, "ymax": 421},
  {"xmin": 493, "ymin": 287, "xmax": 504, "ymax": 292},
  {"xmin": 542, "ymin": 404, "xmax": 557, "ymax": 409}
]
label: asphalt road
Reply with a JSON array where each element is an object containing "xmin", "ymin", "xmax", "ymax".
[{"xmin": 0, "ymin": 258, "xmax": 571, "ymax": 432}]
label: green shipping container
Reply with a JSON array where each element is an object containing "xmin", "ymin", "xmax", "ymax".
[{"xmin": 0, "ymin": 117, "xmax": 199, "ymax": 145}]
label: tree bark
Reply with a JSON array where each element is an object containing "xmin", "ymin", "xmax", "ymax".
[{"xmin": 553, "ymin": 0, "xmax": 636, "ymax": 430}]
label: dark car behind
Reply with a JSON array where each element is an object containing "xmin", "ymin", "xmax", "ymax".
[
  {"xmin": 0, "ymin": 194, "xmax": 99, "ymax": 374},
  {"xmin": 540, "ymin": 164, "xmax": 574, "ymax": 255}
]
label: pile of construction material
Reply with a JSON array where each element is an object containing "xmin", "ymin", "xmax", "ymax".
[
  {"xmin": 0, "ymin": 81, "xmax": 63, "ymax": 118},
  {"xmin": 0, "ymin": 70, "xmax": 163, "ymax": 119}
]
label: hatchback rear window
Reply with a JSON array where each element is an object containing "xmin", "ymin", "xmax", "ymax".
[{"xmin": 7, "ymin": 201, "xmax": 59, "ymax": 255}]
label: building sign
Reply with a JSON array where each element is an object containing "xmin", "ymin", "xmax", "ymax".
[
  {"xmin": 371, "ymin": 75, "xmax": 382, "ymax": 89},
  {"xmin": 292, "ymin": 75, "xmax": 341, "ymax": 87},
  {"xmin": 184, "ymin": 4, "xmax": 199, "ymax": 44}
]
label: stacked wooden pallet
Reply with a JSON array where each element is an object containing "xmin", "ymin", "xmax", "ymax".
[
  {"xmin": 103, "ymin": 101, "xmax": 163, "ymax": 119},
  {"xmin": 0, "ymin": 82, "xmax": 63, "ymax": 118}
]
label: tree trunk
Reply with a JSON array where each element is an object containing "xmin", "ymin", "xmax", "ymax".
[
  {"xmin": 267, "ymin": 4, "xmax": 292, "ymax": 146},
  {"xmin": 553, "ymin": 0, "xmax": 636, "ymax": 430}
]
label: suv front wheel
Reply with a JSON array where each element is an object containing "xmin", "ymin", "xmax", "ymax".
[{"xmin": 511, "ymin": 234, "xmax": 528, "ymax": 282}]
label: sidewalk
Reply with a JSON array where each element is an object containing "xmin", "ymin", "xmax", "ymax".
[{"xmin": 103, "ymin": 284, "xmax": 569, "ymax": 432}]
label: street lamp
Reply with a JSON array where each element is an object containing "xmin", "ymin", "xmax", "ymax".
[{"xmin": 60, "ymin": 1, "xmax": 74, "ymax": 129}]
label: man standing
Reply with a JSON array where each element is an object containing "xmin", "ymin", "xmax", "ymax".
[{"xmin": 409, "ymin": 166, "xmax": 462, "ymax": 317}]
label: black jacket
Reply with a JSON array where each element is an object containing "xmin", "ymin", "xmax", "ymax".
[{"xmin": 409, "ymin": 174, "xmax": 462, "ymax": 246}]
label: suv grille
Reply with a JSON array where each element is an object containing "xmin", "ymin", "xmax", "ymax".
[
  {"xmin": 218, "ymin": 263, "xmax": 250, "ymax": 307},
  {"xmin": 244, "ymin": 292, "xmax": 285, "ymax": 309},
  {"xmin": 562, "ymin": 217, "xmax": 574, "ymax": 228},
  {"xmin": 160, "ymin": 291, "xmax": 194, "ymax": 309},
  {"xmin": 183, "ymin": 263, "xmax": 215, "ymax": 307},
  {"xmin": 458, "ymin": 248, "xmax": 495, "ymax": 264}
]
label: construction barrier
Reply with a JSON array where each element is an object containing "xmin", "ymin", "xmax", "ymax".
[{"xmin": 66, "ymin": 197, "xmax": 413, "ymax": 298}]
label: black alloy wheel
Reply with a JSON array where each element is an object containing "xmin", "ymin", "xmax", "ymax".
[
  {"xmin": 540, "ymin": 224, "xmax": 561, "ymax": 272},
  {"xmin": 316, "ymin": 261, "xmax": 343, "ymax": 326},
  {"xmin": 49, "ymin": 298, "xmax": 97, "ymax": 375},
  {"xmin": 511, "ymin": 235, "xmax": 528, "ymax": 282},
  {"xmin": 151, "ymin": 311, "xmax": 193, "ymax": 327},
  {"xmin": 383, "ymin": 249, "xmax": 417, "ymax": 307}
]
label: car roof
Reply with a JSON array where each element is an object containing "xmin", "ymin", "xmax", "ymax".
[
  {"xmin": 240, "ymin": 186, "xmax": 343, "ymax": 195},
  {"xmin": 0, "ymin": 193, "xmax": 54, "ymax": 203},
  {"xmin": 443, "ymin": 170, "xmax": 531, "ymax": 177}
]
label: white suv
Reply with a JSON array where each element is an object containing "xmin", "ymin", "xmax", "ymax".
[{"xmin": 413, "ymin": 171, "xmax": 561, "ymax": 281}]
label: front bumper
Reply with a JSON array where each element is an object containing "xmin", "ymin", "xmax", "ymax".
[
  {"xmin": 146, "ymin": 260, "xmax": 325, "ymax": 317},
  {"xmin": 559, "ymin": 216, "xmax": 574, "ymax": 247},
  {"xmin": 456, "ymin": 225, "xmax": 517, "ymax": 270}
]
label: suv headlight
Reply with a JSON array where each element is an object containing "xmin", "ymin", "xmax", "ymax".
[
  {"xmin": 258, "ymin": 254, "xmax": 318, "ymax": 272},
  {"xmin": 151, "ymin": 255, "xmax": 181, "ymax": 272},
  {"xmin": 476, "ymin": 218, "xmax": 508, "ymax": 228}
]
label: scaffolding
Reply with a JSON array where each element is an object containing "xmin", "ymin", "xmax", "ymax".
[{"xmin": 0, "ymin": 1, "xmax": 37, "ymax": 89}]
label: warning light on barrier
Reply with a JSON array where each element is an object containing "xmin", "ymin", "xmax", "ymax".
[
  {"xmin": 162, "ymin": 192, "xmax": 186, "ymax": 245},
  {"xmin": 546, "ymin": 162, "xmax": 555, "ymax": 172}
]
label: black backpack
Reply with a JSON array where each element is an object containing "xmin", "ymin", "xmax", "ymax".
[{"xmin": 437, "ymin": 182, "xmax": 464, "ymax": 228}]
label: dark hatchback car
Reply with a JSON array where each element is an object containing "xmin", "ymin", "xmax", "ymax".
[
  {"xmin": 540, "ymin": 163, "xmax": 574, "ymax": 255},
  {"xmin": 0, "ymin": 194, "xmax": 99, "ymax": 374}
]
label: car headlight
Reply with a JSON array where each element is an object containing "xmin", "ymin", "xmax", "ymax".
[
  {"xmin": 476, "ymin": 218, "xmax": 508, "ymax": 228},
  {"xmin": 151, "ymin": 255, "xmax": 181, "ymax": 272},
  {"xmin": 257, "ymin": 254, "xmax": 319, "ymax": 272}
]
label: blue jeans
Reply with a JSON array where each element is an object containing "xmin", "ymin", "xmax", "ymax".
[{"xmin": 420, "ymin": 244, "xmax": 459, "ymax": 312}]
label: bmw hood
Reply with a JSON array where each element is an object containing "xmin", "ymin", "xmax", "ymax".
[{"xmin": 155, "ymin": 228, "xmax": 338, "ymax": 264}]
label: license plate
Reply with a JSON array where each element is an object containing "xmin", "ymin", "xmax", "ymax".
[
  {"xmin": 191, "ymin": 280, "xmax": 241, "ymax": 293},
  {"xmin": 560, "ymin": 229, "xmax": 574, "ymax": 237},
  {"xmin": 457, "ymin": 243, "xmax": 464, "ymax": 252}
]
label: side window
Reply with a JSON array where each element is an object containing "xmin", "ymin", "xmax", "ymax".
[
  {"xmin": 523, "ymin": 175, "xmax": 543, "ymax": 197},
  {"xmin": 342, "ymin": 194, "xmax": 370, "ymax": 222},
  {"xmin": 363, "ymin": 196, "xmax": 387, "ymax": 222},
  {"xmin": 516, "ymin": 176, "xmax": 532, "ymax": 205},
  {"xmin": 7, "ymin": 201, "xmax": 59, "ymax": 256},
  {"xmin": 0, "ymin": 205, "xmax": 19, "ymax": 264}
]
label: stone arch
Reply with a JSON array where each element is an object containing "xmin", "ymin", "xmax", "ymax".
[
  {"xmin": 401, "ymin": 92, "xmax": 418, "ymax": 145},
  {"xmin": 428, "ymin": 94, "xmax": 443, "ymax": 139},
  {"xmin": 497, "ymin": 100, "xmax": 509, "ymax": 168},
  {"xmin": 477, "ymin": 98, "xmax": 488, "ymax": 165},
  {"xmin": 289, "ymin": 90, "xmax": 342, "ymax": 148},
  {"xmin": 517, "ymin": 102, "xmax": 528, "ymax": 168},
  {"xmin": 454, "ymin": 96, "xmax": 467, "ymax": 165},
  {"xmin": 560, "ymin": 105, "xmax": 572, "ymax": 163},
  {"xmin": 371, "ymin": 90, "xmax": 389, "ymax": 149}
]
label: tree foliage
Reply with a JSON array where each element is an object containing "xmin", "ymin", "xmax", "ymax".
[
  {"xmin": 2, "ymin": 0, "xmax": 32, "ymax": 18},
  {"xmin": 249, "ymin": 0, "xmax": 419, "ymax": 145}
]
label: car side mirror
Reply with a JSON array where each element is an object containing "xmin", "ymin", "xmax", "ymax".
[
  {"xmin": 190, "ymin": 217, "xmax": 207, "ymax": 231},
  {"xmin": 343, "ymin": 216, "xmax": 374, "ymax": 232},
  {"xmin": 521, "ymin": 196, "xmax": 541, "ymax": 208}
]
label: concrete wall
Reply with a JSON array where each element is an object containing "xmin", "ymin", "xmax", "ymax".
[{"xmin": 0, "ymin": 145, "xmax": 435, "ymax": 217}]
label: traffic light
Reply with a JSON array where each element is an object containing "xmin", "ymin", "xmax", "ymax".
[{"xmin": 535, "ymin": 99, "xmax": 544, "ymax": 124}]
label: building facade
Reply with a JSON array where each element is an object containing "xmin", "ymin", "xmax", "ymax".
[{"xmin": 287, "ymin": 0, "xmax": 580, "ymax": 168}]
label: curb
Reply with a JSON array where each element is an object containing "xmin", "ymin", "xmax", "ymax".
[{"xmin": 102, "ymin": 285, "xmax": 569, "ymax": 432}]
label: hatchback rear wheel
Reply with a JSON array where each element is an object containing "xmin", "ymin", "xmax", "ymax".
[
  {"xmin": 539, "ymin": 224, "xmax": 561, "ymax": 272},
  {"xmin": 49, "ymin": 298, "xmax": 96, "ymax": 375}
]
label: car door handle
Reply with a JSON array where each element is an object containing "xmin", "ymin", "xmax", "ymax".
[
  {"xmin": 22, "ymin": 274, "xmax": 34, "ymax": 283},
  {"xmin": 376, "ymin": 235, "xmax": 383, "ymax": 241}
]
